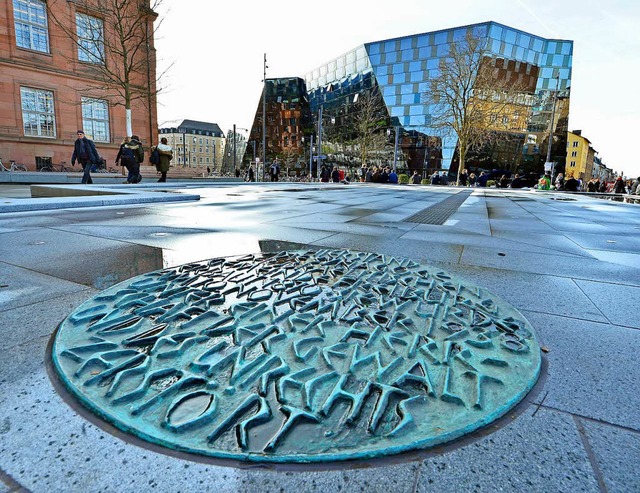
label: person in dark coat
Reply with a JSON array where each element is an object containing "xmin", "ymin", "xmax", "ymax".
[
  {"xmin": 564, "ymin": 175, "xmax": 579, "ymax": 192},
  {"xmin": 71, "ymin": 130, "xmax": 100, "ymax": 184},
  {"xmin": 411, "ymin": 170, "xmax": 421, "ymax": 184},
  {"xmin": 613, "ymin": 177, "xmax": 626, "ymax": 194}
]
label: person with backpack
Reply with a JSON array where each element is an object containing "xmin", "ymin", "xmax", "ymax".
[
  {"xmin": 118, "ymin": 135, "xmax": 144, "ymax": 183},
  {"xmin": 151, "ymin": 137, "xmax": 173, "ymax": 182},
  {"xmin": 71, "ymin": 130, "xmax": 100, "ymax": 184}
]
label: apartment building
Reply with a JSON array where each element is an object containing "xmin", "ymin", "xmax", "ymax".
[{"xmin": 159, "ymin": 120, "xmax": 226, "ymax": 172}]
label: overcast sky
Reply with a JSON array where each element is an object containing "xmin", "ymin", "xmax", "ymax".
[{"xmin": 154, "ymin": 0, "xmax": 640, "ymax": 177}]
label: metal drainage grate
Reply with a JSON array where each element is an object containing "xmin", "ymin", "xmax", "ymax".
[{"xmin": 403, "ymin": 190, "xmax": 473, "ymax": 225}]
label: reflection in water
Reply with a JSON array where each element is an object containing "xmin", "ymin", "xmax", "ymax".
[{"xmin": 93, "ymin": 245, "xmax": 164, "ymax": 290}]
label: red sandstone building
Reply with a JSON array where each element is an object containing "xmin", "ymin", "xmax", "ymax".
[{"xmin": 0, "ymin": 0, "xmax": 157, "ymax": 170}]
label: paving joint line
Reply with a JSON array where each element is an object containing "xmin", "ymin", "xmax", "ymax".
[{"xmin": 574, "ymin": 416, "xmax": 609, "ymax": 493}]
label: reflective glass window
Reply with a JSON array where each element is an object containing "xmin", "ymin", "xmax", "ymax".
[
  {"xmin": 81, "ymin": 98, "xmax": 109, "ymax": 142},
  {"xmin": 426, "ymin": 58, "xmax": 438, "ymax": 69},
  {"xmin": 320, "ymin": 65, "xmax": 327, "ymax": 76},
  {"xmin": 386, "ymin": 51, "xmax": 397, "ymax": 63},
  {"xmin": 516, "ymin": 47, "xmax": 525, "ymax": 60},
  {"xmin": 356, "ymin": 58, "xmax": 367, "ymax": 71},
  {"xmin": 390, "ymin": 106, "xmax": 404, "ymax": 117},
  {"xmin": 401, "ymin": 94, "xmax": 414, "ymax": 105},
  {"xmin": 418, "ymin": 47, "xmax": 430, "ymax": 58},
  {"xmin": 409, "ymin": 61, "xmax": 421, "ymax": 72},
  {"xmin": 564, "ymin": 55, "xmax": 571, "ymax": 68},
  {"xmin": 436, "ymin": 44, "xmax": 449, "ymax": 56},
  {"xmin": 561, "ymin": 42, "xmax": 572, "ymax": 55},
  {"xmin": 369, "ymin": 54, "xmax": 381, "ymax": 65},
  {"xmin": 409, "ymin": 115, "xmax": 423, "ymax": 126},
  {"xmin": 393, "ymin": 73, "xmax": 406, "ymax": 84},
  {"xmin": 418, "ymin": 82, "xmax": 429, "ymax": 92},
  {"xmin": 489, "ymin": 24, "xmax": 503, "ymax": 40},
  {"xmin": 384, "ymin": 41, "xmax": 396, "ymax": 53},
  {"xmin": 417, "ymin": 35, "xmax": 430, "ymax": 47},
  {"xmin": 547, "ymin": 41, "xmax": 557, "ymax": 54},
  {"xmin": 410, "ymin": 104, "xmax": 423, "ymax": 115},
  {"xmin": 410, "ymin": 71, "xmax": 423, "ymax": 82},
  {"xmin": 392, "ymin": 63, "xmax": 404, "ymax": 74},
  {"xmin": 383, "ymin": 86, "xmax": 395, "ymax": 97},
  {"xmin": 435, "ymin": 32, "xmax": 447, "ymax": 44},
  {"xmin": 541, "ymin": 67, "xmax": 553, "ymax": 78},
  {"xmin": 553, "ymin": 54, "xmax": 563, "ymax": 66},
  {"xmin": 368, "ymin": 43, "xmax": 380, "ymax": 55},
  {"xmin": 76, "ymin": 13, "xmax": 104, "ymax": 64},
  {"xmin": 401, "ymin": 49, "xmax": 413, "ymax": 62},
  {"xmin": 526, "ymin": 50, "xmax": 535, "ymax": 64},
  {"xmin": 491, "ymin": 39, "xmax": 501, "ymax": 53},
  {"xmin": 505, "ymin": 30, "xmax": 516, "ymax": 44},
  {"xmin": 520, "ymin": 34, "xmax": 531, "ymax": 49},
  {"xmin": 375, "ymin": 65, "xmax": 388, "ymax": 77},
  {"xmin": 13, "ymin": 0, "xmax": 49, "ymax": 53},
  {"xmin": 401, "ymin": 38, "xmax": 411, "ymax": 50},
  {"xmin": 20, "ymin": 86, "xmax": 55, "ymax": 137},
  {"xmin": 533, "ymin": 38, "xmax": 543, "ymax": 51},
  {"xmin": 400, "ymin": 84, "xmax": 413, "ymax": 95},
  {"xmin": 346, "ymin": 51, "xmax": 355, "ymax": 63},
  {"xmin": 336, "ymin": 57, "xmax": 345, "ymax": 68},
  {"xmin": 453, "ymin": 29, "xmax": 466, "ymax": 41}
]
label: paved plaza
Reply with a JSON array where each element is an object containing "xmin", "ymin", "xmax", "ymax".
[{"xmin": 0, "ymin": 182, "xmax": 639, "ymax": 492}]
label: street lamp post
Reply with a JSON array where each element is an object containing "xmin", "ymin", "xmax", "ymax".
[
  {"xmin": 545, "ymin": 73, "xmax": 560, "ymax": 183},
  {"xmin": 262, "ymin": 53, "xmax": 267, "ymax": 182}
]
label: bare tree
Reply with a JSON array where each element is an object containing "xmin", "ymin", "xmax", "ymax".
[
  {"xmin": 425, "ymin": 32, "xmax": 533, "ymax": 184},
  {"xmin": 351, "ymin": 91, "xmax": 389, "ymax": 167},
  {"xmin": 47, "ymin": 0, "xmax": 167, "ymax": 137}
]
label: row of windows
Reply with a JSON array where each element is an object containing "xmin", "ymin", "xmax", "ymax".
[
  {"xmin": 13, "ymin": 0, "xmax": 104, "ymax": 64},
  {"xmin": 20, "ymin": 87, "xmax": 110, "ymax": 141}
]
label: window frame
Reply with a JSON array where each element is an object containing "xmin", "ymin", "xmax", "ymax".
[
  {"xmin": 81, "ymin": 97, "xmax": 110, "ymax": 143},
  {"xmin": 76, "ymin": 12, "xmax": 104, "ymax": 64},
  {"xmin": 20, "ymin": 86, "xmax": 56, "ymax": 138},
  {"xmin": 13, "ymin": 0, "xmax": 50, "ymax": 53}
]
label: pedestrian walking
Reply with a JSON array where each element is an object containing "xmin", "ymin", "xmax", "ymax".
[
  {"xmin": 152, "ymin": 137, "xmax": 173, "ymax": 182},
  {"xmin": 120, "ymin": 135, "xmax": 144, "ymax": 183},
  {"xmin": 71, "ymin": 130, "xmax": 100, "ymax": 184}
]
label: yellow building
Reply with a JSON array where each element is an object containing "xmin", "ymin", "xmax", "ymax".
[{"xmin": 566, "ymin": 130, "xmax": 595, "ymax": 182}]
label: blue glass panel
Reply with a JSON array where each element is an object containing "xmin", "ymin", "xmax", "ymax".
[
  {"xmin": 491, "ymin": 39, "xmax": 501, "ymax": 54},
  {"xmin": 402, "ymin": 49, "xmax": 413, "ymax": 62},
  {"xmin": 383, "ymin": 86, "xmax": 396, "ymax": 97},
  {"xmin": 553, "ymin": 54, "xmax": 563, "ymax": 66},
  {"xmin": 436, "ymin": 44, "xmax": 449, "ymax": 56},
  {"xmin": 453, "ymin": 29, "xmax": 466, "ymax": 41},
  {"xmin": 526, "ymin": 50, "xmax": 535, "ymax": 64},
  {"xmin": 410, "ymin": 71, "xmax": 423, "ymax": 82},
  {"xmin": 391, "ymin": 106, "xmax": 404, "ymax": 117},
  {"xmin": 392, "ymin": 63, "xmax": 403, "ymax": 74},
  {"xmin": 418, "ymin": 82, "xmax": 428, "ymax": 92},
  {"xmin": 394, "ymin": 73, "xmax": 406, "ymax": 83},
  {"xmin": 559, "ymin": 68, "xmax": 570, "ymax": 79},
  {"xmin": 409, "ymin": 61, "xmax": 421, "ymax": 72},
  {"xmin": 489, "ymin": 24, "xmax": 503, "ymax": 40},
  {"xmin": 368, "ymin": 43, "xmax": 380, "ymax": 55},
  {"xmin": 410, "ymin": 103, "xmax": 423, "ymax": 115},
  {"xmin": 418, "ymin": 47, "xmax": 430, "ymax": 58},
  {"xmin": 505, "ymin": 30, "xmax": 516, "ymax": 44},
  {"xmin": 400, "ymin": 38, "xmax": 411, "ymax": 50},
  {"xmin": 516, "ymin": 47, "xmax": 524, "ymax": 60},
  {"xmin": 520, "ymin": 34, "xmax": 531, "ymax": 48},
  {"xmin": 417, "ymin": 35, "xmax": 430, "ymax": 47},
  {"xmin": 386, "ymin": 51, "xmax": 397, "ymax": 63},
  {"xmin": 401, "ymin": 94, "xmax": 414, "ymax": 104},
  {"xmin": 561, "ymin": 42, "xmax": 572, "ymax": 55},
  {"xmin": 547, "ymin": 41, "xmax": 557, "ymax": 54},
  {"xmin": 375, "ymin": 66, "xmax": 388, "ymax": 76},
  {"xmin": 426, "ymin": 58, "xmax": 438, "ymax": 69},
  {"xmin": 400, "ymin": 84, "xmax": 413, "ymax": 94},
  {"xmin": 533, "ymin": 38, "xmax": 543, "ymax": 51},
  {"xmin": 409, "ymin": 115, "xmax": 423, "ymax": 126},
  {"xmin": 541, "ymin": 67, "xmax": 553, "ymax": 78},
  {"xmin": 564, "ymin": 55, "xmax": 572, "ymax": 68},
  {"xmin": 369, "ymin": 54, "xmax": 381, "ymax": 65},
  {"xmin": 434, "ymin": 32, "xmax": 447, "ymax": 44},
  {"xmin": 385, "ymin": 41, "xmax": 396, "ymax": 53}
]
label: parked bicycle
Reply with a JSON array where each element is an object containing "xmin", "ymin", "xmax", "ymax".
[
  {"xmin": 38, "ymin": 161, "xmax": 74, "ymax": 172},
  {"xmin": 0, "ymin": 157, "xmax": 27, "ymax": 172}
]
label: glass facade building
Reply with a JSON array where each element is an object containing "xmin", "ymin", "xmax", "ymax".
[{"xmin": 303, "ymin": 21, "xmax": 572, "ymax": 176}]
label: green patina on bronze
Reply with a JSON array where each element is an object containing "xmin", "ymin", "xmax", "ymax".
[{"xmin": 52, "ymin": 250, "xmax": 541, "ymax": 463}]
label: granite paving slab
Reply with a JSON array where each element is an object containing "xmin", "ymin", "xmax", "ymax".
[
  {"xmin": 524, "ymin": 312, "xmax": 640, "ymax": 430},
  {"xmin": 416, "ymin": 408, "xmax": 599, "ymax": 493},
  {"xmin": 573, "ymin": 279, "xmax": 640, "ymax": 329},
  {"xmin": 580, "ymin": 419, "xmax": 640, "ymax": 493}
]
